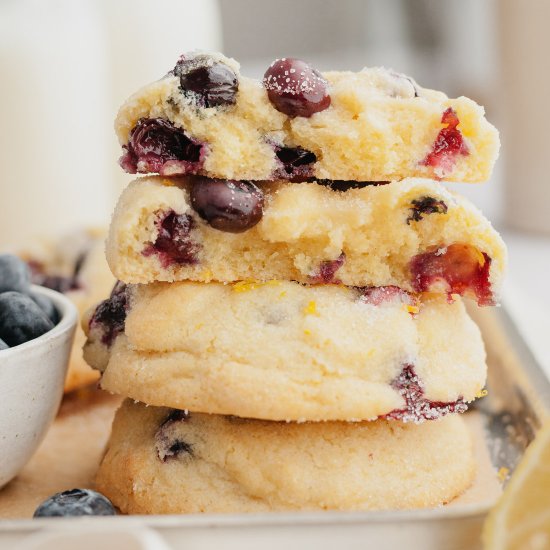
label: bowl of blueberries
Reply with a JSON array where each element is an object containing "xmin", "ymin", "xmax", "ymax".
[{"xmin": 0, "ymin": 254, "xmax": 77, "ymax": 489}]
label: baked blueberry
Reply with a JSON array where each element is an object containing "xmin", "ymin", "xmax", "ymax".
[
  {"xmin": 89, "ymin": 282, "xmax": 128, "ymax": 346},
  {"xmin": 274, "ymin": 145, "xmax": 317, "ymax": 179},
  {"xmin": 385, "ymin": 364, "xmax": 467, "ymax": 422},
  {"xmin": 174, "ymin": 54, "xmax": 238, "ymax": 108},
  {"xmin": 120, "ymin": 118, "xmax": 203, "ymax": 175},
  {"xmin": 156, "ymin": 409, "xmax": 193, "ymax": 462},
  {"xmin": 29, "ymin": 292, "xmax": 59, "ymax": 324},
  {"xmin": 0, "ymin": 292, "xmax": 54, "ymax": 347},
  {"xmin": 143, "ymin": 211, "xmax": 201, "ymax": 267},
  {"xmin": 33, "ymin": 488, "xmax": 116, "ymax": 517},
  {"xmin": 407, "ymin": 196, "xmax": 448, "ymax": 224},
  {"xmin": 410, "ymin": 243, "xmax": 493, "ymax": 305},
  {"xmin": 421, "ymin": 108, "xmax": 469, "ymax": 173},
  {"xmin": 0, "ymin": 254, "xmax": 31, "ymax": 294},
  {"xmin": 309, "ymin": 253, "xmax": 346, "ymax": 283},
  {"xmin": 263, "ymin": 58, "xmax": 331, "ymax": 118},
  {"xmin": 190, "ymin": 177, "xmax": 264, "ymax": 233}
]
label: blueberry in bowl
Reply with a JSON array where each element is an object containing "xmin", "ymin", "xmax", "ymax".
[{"xmin": 0, "ymin": 255, "xmax": 78, "ymax": 488}]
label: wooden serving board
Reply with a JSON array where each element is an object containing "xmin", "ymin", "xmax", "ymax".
[{"xmin": 0, "ymin": 389, "xmax": 121, "ymax": 519}]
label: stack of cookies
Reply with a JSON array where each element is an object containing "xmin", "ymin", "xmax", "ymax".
[{"xmin": 83, "ymin": 52, "xmax": 506, "ymax": 513}]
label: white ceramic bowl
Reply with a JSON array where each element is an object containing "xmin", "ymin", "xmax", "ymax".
[{"xmin": 0, "ymin": 285, "xmax": 77, "ymax": 488}]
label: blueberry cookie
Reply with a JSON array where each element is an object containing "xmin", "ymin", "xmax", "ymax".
[
  {"xmin": 106, "ymin": 177, "xmax": 506, "ymax": 305},
  {"xmin": 21, "ymin": 229, "xmax": 115, "ymax": 392},
  {"xmin": 95, "ymin": 400, "xmax": 475, "ymax": 513},
  {"xmin": 116, "ymin": 52, "xmax": 499, "ymax": 183},
  {"xmin": 83, "ymin": 281, "xmax": 486, "ymax": 422}
]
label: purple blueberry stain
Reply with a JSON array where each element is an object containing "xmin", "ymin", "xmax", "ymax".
[
  {"xmin": 143, "ymin": 210, "xmax": 201, "ymax": 268},
  {"xmin": 309, "ymin": 253, "xmax": 346, "ymax": 284},
  {"xmin": 155, "ymin": 409, "xmax": 194, "ymax": 462},
  {"xmin": 384, "ymin": 364, "xmax": 468, "ymax": 423},
  {"xmin": 407, "ymin": 196, "xmax": 448, "ymax": 224},
  {"xmin": 119, "ymin": 118, "xmax": 205, "ymax": 176},
  {"xmin": 89, "ymin": 281, "xmax": 128, "ymax": 347}
]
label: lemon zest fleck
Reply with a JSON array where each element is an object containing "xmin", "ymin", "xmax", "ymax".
[
  {"xmin": 303, "ymin": 300, "xmax": 318, "ymax": 316},
  {"xmin": 497, "ymin": 466, "xmax": 509, "ymax": 482},
  {"xmin": 232, "ymin": 280, "xmax": 281, "ymax": 293}
]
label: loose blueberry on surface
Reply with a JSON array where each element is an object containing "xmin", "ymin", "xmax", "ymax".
[
  {"xmin": 263, "ymin": 58, "xmax": 331, "ymax": 118},
  {"xmin": 0, "ymin": 338, "xmax": 8, "ymax": 350},
  {"xmin": 274, "ymin": 145, "xmax": 317, "ymax": 179},
  {"xmin": 190, "ymin": 177, "xmax": 264, "ymax": 233},
  {"xmin": 143, "ymin": 211, "xmax": 201, "ymax": 267},
  {"xmin": 155, "ymin": 409, "xmax": 193, "ymax": 462},
  {"xmin": 410, "ymin": 243, "xmax": 493, "ymax": 306},
  {"xmin": 406, "ymin": 196, "xmax": 448, "ymax": 224},
  {"xmin": 421, "ymin": 108, "xmax": 469, "ymax": 174},
  {"xmin": 174, "ymin": 55, "xmax": 238, "ymax": 108},
  {"xmin": 33, "ymin": 488, "xmax": 116, "ymax": 517},
  {"xmin": 120, "ymin": 118, "xmax": 204, "ymax": 175},
  {"xmin": 0, "ymin": 292, "xmax": 54, "ymax": 347},
  {"xmin": 0, "ymin": 254, "xmax": 31, "ymax": 294},
  {"xmin": 384, "ymin": 364, "xmax": 468, "ymax": 423},
  {"xmin": 30, "ymin": 292, "xmax": 59, "ymax": 325},
  {"xmin": 89, "ymin": 282, "xmax": 128, "ymax": 346}
]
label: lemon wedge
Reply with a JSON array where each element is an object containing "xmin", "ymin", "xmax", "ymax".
[{"xmin": 484, "ymin": 420, "xmax": 550, "ymax": 549}]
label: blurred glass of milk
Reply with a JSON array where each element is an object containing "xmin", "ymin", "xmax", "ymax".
[
  {"xmin": 0, "ymin": 0, "xmax": 221, "ymax": 250},
  {"xmin": 498, "ymin": 0, "xmax": 550, "ymax": 234}
]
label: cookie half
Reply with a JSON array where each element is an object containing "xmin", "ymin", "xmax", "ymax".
[
  {"xmin": 106, "ymin": 177, "xmax": 506, "ymax": 305},
  {"xmin": 96, "ymin": 400, "xmax": 475, "ymax": 513},
  {"xmin": 116, "ymin": 52, "xmax": 499, "ymax": 183},
  {"xmin": 83, "ymin": 281, "xmax": 486, "ymax": 422}
]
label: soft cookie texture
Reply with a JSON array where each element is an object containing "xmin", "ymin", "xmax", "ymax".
[
  {"xmin": 83, "ymin": 281, "xmax": 486, "ymax": 422},
  {"xmin": 115, "ymin": 52, "xmax": 499, "ymax": 183},
  {"xmin": 21, "ymin": 229, "xmax": 115, "ymax": 392},
  {"xmin": 106, "ymin": 177, "xmax": 506, "ymax": 305},
  {"xmin": 95, "ymin": 400, "xmax": 476, "ymax": 513}
]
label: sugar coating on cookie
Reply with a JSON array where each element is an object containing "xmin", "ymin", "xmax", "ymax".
[
  {"xmin": 106, "ymin": 176, "xmax": 506, "ymax": 305},
  {"xmin": 115, "ymin": 52, "xmax": 499, "ymax": 183},
  {"xmin": 95, "ymin": 400, "xmax": 476, "ymax": 513},
  {"xmin": 83, "ymin": 281, "xmax": 486, "ymax": 422}
]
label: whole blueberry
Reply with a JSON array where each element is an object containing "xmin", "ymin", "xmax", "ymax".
[
  {"xmin": 0, "ymin": 254, "xmax": 31, "ymax": 294},
  {"xmin": 0, "ymin": 292, "xmax": 54, "ymax": 347},
  {"xmin": 29, "ymin": 292, "xmax": 59, "ymax": 324},
  {"xmin": 33, "ymin": 488, "xmax": 116, "ymax": 517},
  {"xmin": 190, "ymin": 178, "xmax": 264, "ymax": 233},
  {"xmin": 174, "ymin": 55, "xmax": 238, "ymax": 108},
  {"xmin": 0, "ymin": 338, "xmax": 8, "ymax": 350},
  {"xmin": 263, "ymin": 58, "xmax": 331, "ymax": 118}
]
